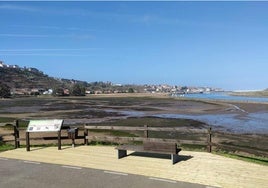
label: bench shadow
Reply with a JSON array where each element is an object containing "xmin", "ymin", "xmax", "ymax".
[
  {"xmin": 60, "ymin": 146, "xmax": 73, "ymax": 150},
  {"xmin": 29, "ymin": 147, "xmax": 47, "ymax": 151},
  {"xmin": 29, "ymin": 145, "xmax": 82, "ymax": 151},
  {"xmin": 128, "ymin": 152, "xmax": 193, "ymax": 162},
  {"xmin": 61, "ymin": 145, "xmax": 84, "ymax": 150}
]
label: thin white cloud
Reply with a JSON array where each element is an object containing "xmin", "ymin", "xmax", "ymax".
[
  {"xmin": 1, "ymin": 53, "xmax": 98, "ymax": 57},
  {"xmin": 0, "ymin": 4, "xmax": 39, "ymax": 12},
  {"xmin": 10, "ymin": 25, "xmax": 109, "ymax": 33},
  {"xmin": 0, "ymin": 33, "xmax": 95, "ymax": 39},
  {"xmin": 0, "ymin": 34, "xmax": 51, "ymax": 38},
  {"xmin": 0, "ymin": 3, "xmax": 175, "ymax": 27},
  {"xmin": 0, "ymin": 48, "xmax": 101, "ymax": 52},
  {"xmin": 10, "ymin": 25, "xmax": 61, "ymax": 30}
]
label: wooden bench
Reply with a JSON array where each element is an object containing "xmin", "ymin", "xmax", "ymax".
[
  {"xmin": 116, "ymin": 141, "xmax": 181, "ymax": 164},
  {"xmin": 84, "ymin": 125, "xmax": 199, "ymax": 165}
]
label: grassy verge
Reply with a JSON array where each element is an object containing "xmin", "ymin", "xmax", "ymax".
[
  {"xmin": 180, "ymin": 144, "xmax": 207, "ymax": 151},
  {"xmin": 0, "ymin": 117, "xmax": 16, "ymax": 122},
  {"xmin": 215, "ymin": 151, "xmax": 268, "ymax": 166},
  {"xmin": 0, "ymin": 143, "xmax": 14, "ymax": 152}
]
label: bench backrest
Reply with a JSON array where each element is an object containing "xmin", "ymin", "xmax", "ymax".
[{"xmin": 143, "ymin": 141, "xmax": 178, "ymax": 154}]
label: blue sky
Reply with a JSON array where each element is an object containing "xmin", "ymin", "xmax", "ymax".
[{"xmin": 0, "ymin": 2, "xmax": 267, "ymax": 91}]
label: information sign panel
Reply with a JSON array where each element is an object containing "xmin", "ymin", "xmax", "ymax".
[{"xmin": 26, "ymin": 119, "xmax": 63, "ymax": 132}]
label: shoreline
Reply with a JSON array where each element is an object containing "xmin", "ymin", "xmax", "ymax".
[
  {"xmin": 230, "ymin": 90, "xmax": 268, "ymax": 98},
  {"xmin": 0, "ymin": 94, "xmax": 268, "ymax": 133}
]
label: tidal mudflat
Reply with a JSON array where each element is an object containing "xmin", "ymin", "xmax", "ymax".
[
  {"xmin": 1, "ymin": 94, "xmax": 267, "ymax": 133},
  {"xmin": 0, "ymin": 94, "xmax": 267, "ymax": 157}
]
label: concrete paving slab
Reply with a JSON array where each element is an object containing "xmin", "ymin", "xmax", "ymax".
[{"xmin": 0, "ymin": 146, "xmax": 267, "ymax": 188}]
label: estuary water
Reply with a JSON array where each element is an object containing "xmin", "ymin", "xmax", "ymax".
[
  {"xmin": 182, "ymin": 92, "xmax": 268, "ymax": 103},
  {"xmin": 170, "ymin": 92, "xmax": 268, "ymax": 134},
  {"xmin": 154, "ymin": 113, "xmax": 268, "ymax": 134}
]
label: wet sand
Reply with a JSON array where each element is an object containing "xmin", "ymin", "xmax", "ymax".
[
  {"xmin": 1, "ymin": 94, "xmax": 268, "ymax": 130},
  {"xmin": 1, "ymin": 94, "xmax": 267, "ymax": 158}
]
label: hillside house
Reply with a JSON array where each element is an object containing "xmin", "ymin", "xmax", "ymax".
[{"xmin": 0, "ymin": 61, "xmax": 7, "ymax": 68}]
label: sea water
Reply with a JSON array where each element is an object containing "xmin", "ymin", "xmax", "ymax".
[
  {"xmin": 153, "ymin": 113, "xmax": 268, "ymax": 134},
  {"xmin": 181, "ymin": 92, "xmax": 268, "ymax": 103}
]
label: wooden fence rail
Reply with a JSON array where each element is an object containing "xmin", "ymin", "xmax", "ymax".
[
  {"xmin": 84, "ymin": 125, "xmax": 212, "ymax": 152},
  {"xmin": 84, "ymin": 125, "xmax": 208, "ymax": 133},
  {"xmin": 1, "ymin": 120, "xmax": 267, "ymax": 157},
  {"xmin": 0, "ymin": 120, "xmax": 20, "ymax": 148},
  {"xmin": 86, "ymin": 135, "xmax": 207, "ymax": 145}
]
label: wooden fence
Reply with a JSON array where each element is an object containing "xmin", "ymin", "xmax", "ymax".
[
  {"xmin": 0, "ymin": 120, "xmax": 84, "ymax": 149},
  {"xmin": 0, "ymin": 120, "xmax": 20, "ymax": 148},
  {"xmin": 1, "ymin": 120, "xmax": 267, "ymax": 157},
  {"xmin": 84, "ymin": 125, "xmax": 212, "ymax": 152}
]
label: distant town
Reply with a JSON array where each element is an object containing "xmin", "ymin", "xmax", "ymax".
[{"xmin": 0, "ymin": 60, "xmax": 223, "ymax": 97}]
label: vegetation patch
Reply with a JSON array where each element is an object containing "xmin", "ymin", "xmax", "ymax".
[
  {"xmin": 216, "ymin": 151, "xmax": 268, "ymax": 166},
  {"xmin": 0, "ymin": 117, "xmax": 15, "ymax": 123},
  {"xmin": 0, "ymin": 143, "xmax": 14, "ymax": 152}
]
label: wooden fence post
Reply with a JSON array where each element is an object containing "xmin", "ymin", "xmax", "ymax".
[
  {"xmin": 84, "ymin": 127, "xmax": 88, "ymax": 145},
  {"xmin": 207, "ymin": 127, "xmax": 212, "ymax": 153},
  {"xmin": 58, "ymin": 130, "xmax": 61, "ymax": 150},
  {"xmin": 144, "ymin": 125, "xmax": 148, "ymax": 138},
  {"xmin": 26, "ymin": 132, "xmax": 30, "ymax": 151},
  {"xmin": 13, "ymin": 120, "xmax": 20, "ymax": 148}
]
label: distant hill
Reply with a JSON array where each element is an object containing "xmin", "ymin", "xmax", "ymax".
[
  {"xmin": 0, "ymin": 66, "xmax": 86, "ymax": 90},
  {"xmin": 231, "ymin": 89, "xmax": 268, "ymax": 97},
  {"xmin": 1, "ymin": 62, "xmax": 220, "ymax": 95},
  {"xmin": 0, "ymin": 65, "xmax": 145, "ymax": 94}
]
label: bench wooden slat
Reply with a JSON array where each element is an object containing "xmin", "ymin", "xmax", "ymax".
[
  {"xmin": 143, "ymin": 141, "xmax": 179, "ymax": 154},
  {"xmin": 116, "ymin": 142, "xmax": 181, "ymax": 155},
  {"xmin": 116, "ymin": 144, "xmax": 143, "ymax": 152},
  {"xmin": 86, "ymin": 135, "xmax": 206, "ymax": 145},
  {"xmin": 116, "ymin": 142, "xmax": 181, "ymax": 164}
]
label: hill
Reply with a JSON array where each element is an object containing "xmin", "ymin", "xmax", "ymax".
[
  {"xmin": 1, "ymin": 67, "xmax": 60, "ymax": 89},
  {"xmin": 0, "ymin": 65, "xmax": 144, "ymax": 95},
  {"xmin": 231, "ymin": 90, "xmax": 268, "ymax": 97},
  {"xmin": 0, "ymin": 65, "xmax": 90, "ymax": 95}
]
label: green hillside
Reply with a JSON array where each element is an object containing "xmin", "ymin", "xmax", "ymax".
[{"xmin": 0, "ymin": 67, "xmax": 67, "ymax": 89}]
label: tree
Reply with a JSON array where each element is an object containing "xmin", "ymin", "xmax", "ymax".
[
  {"xmin": 0, "ymin": 83, "xmax": 11, "ymax": 98},
  {"xmin": 128, "ymin": 88, "xmax": 135, "ymax": 93},
  {"xmin": 70, "ymin": 84, "xmax": 86, "ymax": 96},
  {"xmin": 52, "ymin": 87, "xmax": 65, "ymax": 96}
]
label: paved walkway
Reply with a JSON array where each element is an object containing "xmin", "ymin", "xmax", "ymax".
[{"xmin": 0, "ymin": 146, "xmax": 267, "ymax": 188}]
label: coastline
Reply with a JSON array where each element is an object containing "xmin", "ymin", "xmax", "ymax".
[
  {"xmin": 0, "ymin": 94, "xmax": 268, "ymax": 132},
  {"xmin": 230, "ymin": 90, "xmax": 268, "ymax": 98},
  {"xmin": 0, "ymin": 94, "xmax": 267, "ymax": 159}
]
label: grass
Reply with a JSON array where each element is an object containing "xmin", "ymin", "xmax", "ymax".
[
  {"xmin": 88, "ymin": 117, "xmax": 207, "ymax": 129},
  {"xmin": 1, "ymin": 119, "xmax": 29, "ymax": 129},
  {"xmin": 215, "ymin": 150, "xmax": 268, "ymax": 166},
  {"xmin": 89, "ymin": 129, "xmax": 138, "ymax": 137},
  {"xmin": 0, "ymin": 143, "xmax": 14, "ymax": 152},
  {"xmin": 0, "ymin": 117, "xmax": 16, "ymax": 123},
  {"xmin": 180, "ymin": 144, "xmax": 207, "ymax": 151}
]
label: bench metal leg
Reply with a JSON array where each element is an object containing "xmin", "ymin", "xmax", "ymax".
[
  {"xmin": 171, "ymin": 154, "xmax": 179, "ymax": 165},
  {"xmin": 118, "ymin": 149, "xmax": 127, "ymax": 159}
]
